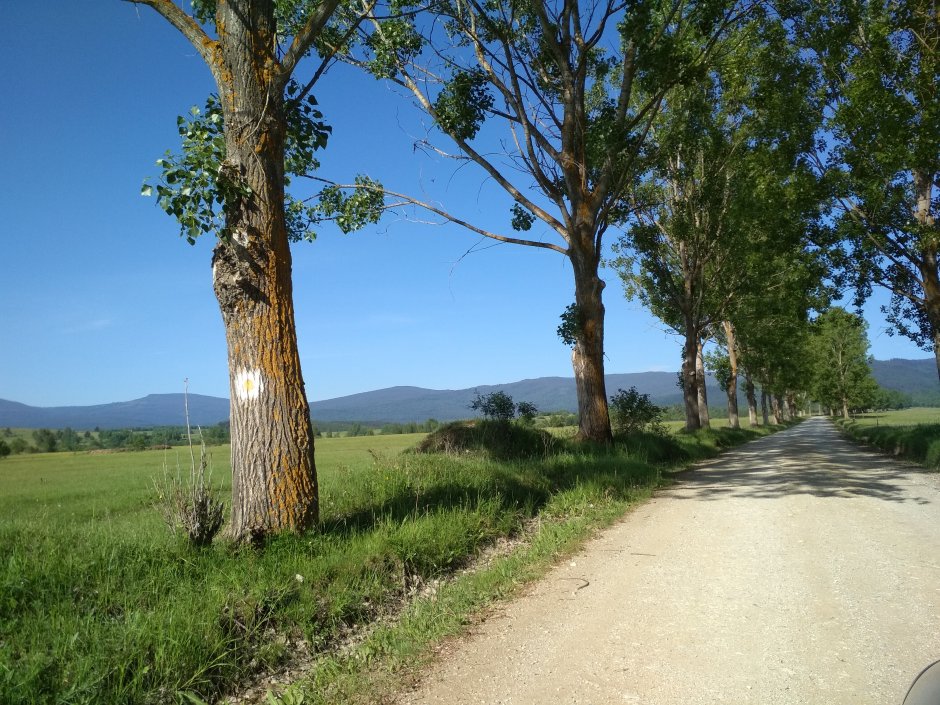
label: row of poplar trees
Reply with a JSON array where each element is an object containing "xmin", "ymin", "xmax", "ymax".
[{"xmin": 132, "ymin": 0, "xmax": 937, "ymax": 542}]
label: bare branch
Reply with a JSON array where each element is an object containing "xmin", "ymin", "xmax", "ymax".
[
  {"xmin": 305, "ymin": 176, "xmax": 569, "ymax": 255},
  {"xmin": 126, "ymin": 0, "xmax": 218, "ymax": 73}
]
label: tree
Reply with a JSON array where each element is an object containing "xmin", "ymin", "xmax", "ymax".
[
  {"xmin": 32, "ymin": 429, "xmax": 57, "ymax": 453},
  {"xmin": 342, "ymin": 0, "xmax": 749, "ymax": 443},
  {"xmin": 808, "ymin": 308, "xmax": 879, "ymax": 418},
  {"xmin": 609, "ymin": 386, "xmax": 664, "ymax": 435},
  {"xmin": 789, "ymin": 0, "xmax": 940, "ymax": 378},
  {"xmin": 515, "ymin": 401, "xmax": 539, "ymax": 424},
  {"xmin": 611, "ymin": 10, "xmax": 823, "ymax": 431},
  {"xmin": 470, "ymin": 391, "xmax": 516, "ymax": 422},
  {"xmin": 0, "ymin": 439, "xmax": 10, "ymax": 460},
  {"xmin": 130, "ymin": 0, "xmax": 358, "ymax": 541}
]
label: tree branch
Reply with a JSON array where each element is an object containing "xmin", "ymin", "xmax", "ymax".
[
  {"xmin": 304, "ymin": 176, "xmax": 569, "ymax": 255},
  {"xmin": 281, "ymin": 0, "xmax": 344, "ymax": 78},
  {"xmin": 127, "ymin": 0, "xmax": 217, "ymax": 71}
]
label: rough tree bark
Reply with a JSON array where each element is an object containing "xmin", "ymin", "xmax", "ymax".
[
  {"xmin": 682, "ymin": 324, "xmax": 702, "ymax": 431},
  {"xmin": 786, "ymin": 392, "xmax": 798, "ymax": 419},
  {"xmin": 913, "ymin": 169, "xmax": 940, "ymax": 382},
  {"xmin": 137, "ymin": 0, "xmax": 336, "ymax": 541},
  {"xmin": 722, "ymin": 321, "xmax": 740, "ymax": 429},
  {"xmin": 761, "ymin": 389, "xmax": 770, "ymax": 425},
  {"xmin": 696, "ymin": 340, "xmax": 711, "ymax": 429},
  {"xmin": 744, "ymin": 371, "xmax": 758, "ymax": 426},
  {"xmin": 771, "ymin": 395, "xmax": 783, "ymax": 424},
  {"xmin": 570, "ymin": 245, "xmax": 612, "ymax": 443}
]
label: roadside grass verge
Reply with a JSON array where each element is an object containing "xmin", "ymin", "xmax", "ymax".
[
  {"xmin": 1, "ymin": 423, "xmax": 788, "ymax": 705},
  {"xmin": 836, "ymin": 409, "xmax": 940, "ymax": 469}
]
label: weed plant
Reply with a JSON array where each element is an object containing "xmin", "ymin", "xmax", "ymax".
[{"xmin": 1, "ymin": 426, "xmax": 781, "ymax": 704}]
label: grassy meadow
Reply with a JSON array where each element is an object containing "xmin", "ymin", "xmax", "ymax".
[
  {"xmin": 836, "ymin": 407, "xmax": 940, "ymax": 469},
  {"xmin": 1, "ymin": 422, "xmax": 788, "ymax": 705}
]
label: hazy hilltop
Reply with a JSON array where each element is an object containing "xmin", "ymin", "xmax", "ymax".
[{"xmin": 1, "ymin": 358, "xmax": 936, "ymax": 429}]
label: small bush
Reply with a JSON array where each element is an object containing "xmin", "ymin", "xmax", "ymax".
[
  {"xmin": 415, "ymin": 420, "xmax": 559, "ymax": 460},
  {"xmin": 926, "ymin": 439, "xmax": 940, "ymax": 469},
  {"xmin": 609, "ymin": 387, "xmax": 665, "ymax": 436},
  {"xmin": 469, "ymin": 391, "xmax": 516, "ymax": 421},
  {"xmin": 515, "ymin": 400, "xmax": 539, "ymax": 423},
  {"xmin": 154, "ymin": 441, "xmax": 225, "ymax": 547}
]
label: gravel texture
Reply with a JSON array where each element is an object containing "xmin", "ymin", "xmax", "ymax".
[{"xmin": 396, "ymin": 417, "xmax": 940, "ymax": 705}]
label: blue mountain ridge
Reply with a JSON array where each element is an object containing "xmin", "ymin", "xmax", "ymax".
[{"xmin": 0, "ymin": 358, "xmax": 935, "ymax": 429}]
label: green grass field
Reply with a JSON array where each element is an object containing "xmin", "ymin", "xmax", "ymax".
[
  {"xmin": 836, "ymin": 408, "xmax": 940, "ymax": 469},
  {"xmin": 845, "ymin": 407, "xmax": 940, "ymax": 427},
  {"xmin": 0, "ymin": 423, "xmax": 789, "ymax": 705}
]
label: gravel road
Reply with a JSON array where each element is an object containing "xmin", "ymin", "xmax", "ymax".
[{"xmin": 397, "ymin": 417, "xmax": 940, "ymax": 705}]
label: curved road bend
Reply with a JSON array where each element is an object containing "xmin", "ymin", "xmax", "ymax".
[{"xmin": 396, "ymin": 417, "xmax": 940, "ymax": 705}]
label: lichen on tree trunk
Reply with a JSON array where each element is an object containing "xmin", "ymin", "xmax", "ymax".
[
  {"xmin": 682, "ymin": 326, "xmax": 701, "ymax": 432},
  {"xmin": 696, "ymin": 340, "xmax": 710, "ymax": 429},
  {"xmin": 212, "ymin": 0, "xmax": 319, "ymax": 540},
  {"xmin": 570, "ymin": 248, "xmax": 612, "ymax": 443},
  {"xmin": 744, "ymin": 372, "xmax": 758, "ymax": 426}
]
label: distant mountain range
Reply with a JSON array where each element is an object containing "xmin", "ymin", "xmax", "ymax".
[{"xmin": 1, "ymin": 358, "xmax": 937, "ymax": 429}]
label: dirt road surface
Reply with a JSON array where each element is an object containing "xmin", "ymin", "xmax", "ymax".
[{"xmin": 397, "ymin": 417, "xmax": 940, "ymax": 705}]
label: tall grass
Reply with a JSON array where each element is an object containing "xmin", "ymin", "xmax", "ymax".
[
  {"xmin": 0, "ymin": 426, "xmax": 784, "ymax": 704},
  {"xmin": 836, "ymin": 408, "xmax": 940, "ymax": 469}
]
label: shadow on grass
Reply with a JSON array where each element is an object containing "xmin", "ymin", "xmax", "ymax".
[{"xmin": 319, "ymin": 451, "xmax": 659, "ymax": 540}]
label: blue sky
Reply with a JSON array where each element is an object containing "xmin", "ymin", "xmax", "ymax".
[{"xmin": 0, "ymin": 3, "xmax": 926, "ymax": 408}]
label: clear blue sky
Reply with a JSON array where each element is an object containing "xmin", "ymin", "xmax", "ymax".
[{"xmin": 0, "ymin": 3, "xmax": 926, "ymax": 408}]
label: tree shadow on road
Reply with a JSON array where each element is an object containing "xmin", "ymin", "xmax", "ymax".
[{"xmin": 662, "ymin": 420, "xmax": 935, "ymax": 505}]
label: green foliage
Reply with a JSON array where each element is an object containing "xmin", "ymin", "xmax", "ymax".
[
  {"xmin": 0, "ymin": 439, "xmax": 9, "ymax": 460},
  {"xmin": 609, "ymin": 387, "xmax": 666, "ymax": 436},
  {"xmin": 364, "ymin": 16, "xmax": 423, "ymax": 79},
  {"xmin": 31, "ymin": 428, "xmax": 57, "ymax": 453},
  {"xmin": 790, "ymin": 0, "xmax": 940, "ymax": 352},
  {"xmin": 314, "ymin": 175, "xmax": 385, "ymax": 234},
  {"xmin": 809, "ymin": 308, "xmax": 879, "ymax": 414},
  {"xmin": 469, "ymin": 390, "xmax": 516, "ymax": 421},
  {"xmin": 515, "ymin": 401, "xmax": 539, "ymax": 423},
  {"xmin": 556, "ymin": 303, "xmax": 584, "ymax": 348},
  {"xmin": 510, "ymin": 203, "xmax": 535, "ymax": 232},
  {"xmin": 433, "ymin": 69, "xmax": 494, "ymax": 141},
  {"xmin": 143, "ymin": 87, "xmax": 332, "ymax": 244}
]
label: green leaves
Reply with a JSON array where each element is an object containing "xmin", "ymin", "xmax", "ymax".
[
  {"xmin": 510, "ymin": 203, "xmax": 535, "ymax": 232},
  {"xmin": 433, "ymin": 69, "xmax": 493, "ymax": 141},
  {"xmin": 144, "ymin": 84, "xmax": 332, "ymax": 244},
  {"xmin": 365, "ymin": 16, "xmax": 422, "ymax": 79},
  {"xmin": 556, "ymin": 303, "xmax": 584, "ymax": 348},
  {"xmin": 314, "ymin": 176, "xmax": 385, "ymax": 235}
]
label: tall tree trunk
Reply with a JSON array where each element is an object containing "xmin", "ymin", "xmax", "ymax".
[
  {"xmin": 842, "ymin": 397, "xmax": 850, "ymax": 419},
  {"xmin": 570, "ymin": 246, "xmax": 611, "ymax": 443},
  {"xmin": 761, "ymin": 389, "xmax": 770, "ymax": 425},
  {"xmin": 914, "ymin": 170, "xmax": 940, "ymax": 381},
  {"xmin": 744, "ymin": 371, "xmax": 758, "ymax": 426},
  {"xmin": 771, "ymin": 395, "xmax": 783, "ymax": 424},
  {"xmin": 786, "ymin": 393, "xmax": 797, "ymax": 419},
  {"xmin": 213, "ymin": 1, "xmax": 318, "ymax": 541},
  {"xmin": 722, "ymin": 321, "xmax": 740, "ymax": 429},
  {"xmin": 682, "ymin": 324, "xmax": 701, "ymax": 431},
  {"xmin": 696, "ymin": 340, "xmax": 710, "ymax": 429}
]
